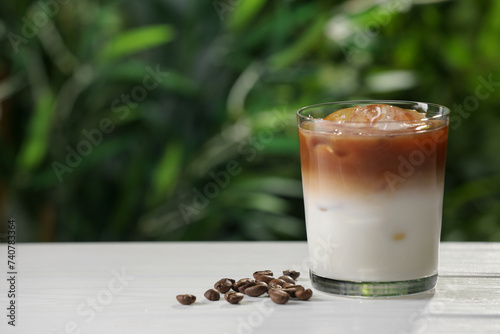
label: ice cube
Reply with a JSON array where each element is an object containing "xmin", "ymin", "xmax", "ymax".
[{"xmin": 325, "ymin": 104, "xmax": 425, "ymax": 123}]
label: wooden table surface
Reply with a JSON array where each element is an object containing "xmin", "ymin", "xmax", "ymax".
[{"xmin": 1, "ymin": 242, "xmax": 500, "ymax": 333}]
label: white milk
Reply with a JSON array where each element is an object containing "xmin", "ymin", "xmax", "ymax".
[{"xmin": 304, "ymin": 187, "xmax": 443, "ymax": 282}]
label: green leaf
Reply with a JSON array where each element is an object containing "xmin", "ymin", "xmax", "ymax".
[
  {"xmin": 99, "ymin": 61, "xmax": 197, "ymax": 96},
  {"xmin": 98, "ymin": 24, "xmax": 175, "ymax": 61},
  {"xmin": 228, "ymin": 0, "xmax": 267, "ymax": 31},
  {"xmin": 269, "ymin": 14, "xmax": 328, "ymax": 69},
  {"xmin": 149, "ymin": 141, "xmax": 184, "ymax": 204},
  {"xmin": 160, "ymin": 71, "xmax": 197, "ymax": 96},
  {"xmin": 16, "ymin": 90, "xmax": 54, "ymax": 172}
]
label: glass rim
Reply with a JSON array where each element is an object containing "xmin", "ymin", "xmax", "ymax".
[{"xmin": 297, "ymin": 100, "xmax": 450, "ymax": 124}]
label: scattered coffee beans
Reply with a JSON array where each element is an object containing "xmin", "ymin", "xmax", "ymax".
[
  {"xmin": 296, "ymin": 288, "xmax": 313, "ymax": 301},
  {"xmin": 283, "ymin": 270, "xmax": 300, "ymax": 280},
  {"xmin": 244, "ymin": 282, "xmax": 268, "ymax": 297},
  {"xmin": 176, "ymin": 269, "xmax": 312, "ymax": 306},
  {"xmin": 214, "ymin": 278, "xmax": 234, "ymax": 293},
  {"xmin": 204, "ymin": 289, "xmax": 220, "ymax": 301},
  {"xmin": 268, "ymin": 288, "xmax": 290, "ymax": 304},
  {"xmin": 225, "ymin": 291, "xmax": 244, "ymax": 304},
  {"xmin": 176, "ymin": 294, "xmax": 196, "ymax": 305}
]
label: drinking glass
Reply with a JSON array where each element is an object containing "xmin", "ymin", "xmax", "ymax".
[{"xmin": 297, "ymin": 100, "xmax": 449, "ymax": 297}]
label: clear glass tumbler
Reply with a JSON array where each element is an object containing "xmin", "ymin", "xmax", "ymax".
[{"xmin": 297, "ymin": 100, "xmax": 449, "ymax": 297}]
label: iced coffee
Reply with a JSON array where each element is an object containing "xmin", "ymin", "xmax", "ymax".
[{"xmin": 297, "ymin": 101, "xmax": 449, "ymax": 296}]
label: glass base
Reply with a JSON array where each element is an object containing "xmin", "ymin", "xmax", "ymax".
[{"xmin": 310, "ymin": 271, "xmax": 437, "ymax": 297}]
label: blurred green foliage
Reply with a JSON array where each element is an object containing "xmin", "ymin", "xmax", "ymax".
[{"xmin": 0, "ymin": 0, "xmax": 499, "ymax": 241}]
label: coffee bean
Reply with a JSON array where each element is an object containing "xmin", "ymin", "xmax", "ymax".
[
  {"xmin": 255, "ymin": 275, "xmax": 274, "ymax": 284},
  {"xmin": 244, "ymin": 282, "xmax": 268, "ymax": 297},
  {"xmin": 282, "ymin": 284, "xmax": 304, "ymax": 298},
  {"xmin": 267, "ymin": 284, "xmax": 282, "ymax": 291},
  {"xmin": 176, "ymin": 294, "xmax": 196, "ymax": 305},
  {"xmin": 268, "ymin": 278, "xmax": 286, "ymax": 288},
  {"xmin": 253, "ymin": 270, "xmax": 273, "ymax": 279},
  {"xmin": 268, "ymin": 288, "xmax": 290, "ymax": 304},
  {"xmin": 204, "ymin": 289, "xmax": 220, "ymax": 301},
  {"xmin": 233, "ymin": 278, "xmax": 254, "ymax": 292},
  {"xmin": 296, "ymin": 288, "xmax": 313, "ymax": 301},
  {"xmin": 214, "ymin": 278, "xmax": 234, "ymax": 293},
  {"xmin": 220, "ymin": 278, "xmax": 235, "ymax": 285},
  {"xmin": 225, "ymin": 291, "xmax": 244, "ymax": 304},
  {"xmin": 238, "ymin": 281, "xmax": 257, "ymax": 293},
  {"xmin": 283, "ymin": 270, "xmax": 300, "ymax": 280},
  {"xmin": 279, "ymin": 275, "xmax": 295, "ymax": 284}
]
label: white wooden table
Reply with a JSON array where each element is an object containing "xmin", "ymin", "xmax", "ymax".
[{"xmin": 1, "ymin": 242, "xmax": 499, "ymax": 333}]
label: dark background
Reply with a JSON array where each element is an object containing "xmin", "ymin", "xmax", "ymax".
[{"xmin": 0, "ymin": 0, "xmax": 499, "ymax": 242}]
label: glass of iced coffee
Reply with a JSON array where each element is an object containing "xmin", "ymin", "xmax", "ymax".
[{"xmin": 297, "ymin": 101, "xmax": 449, "ymax": 297}]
